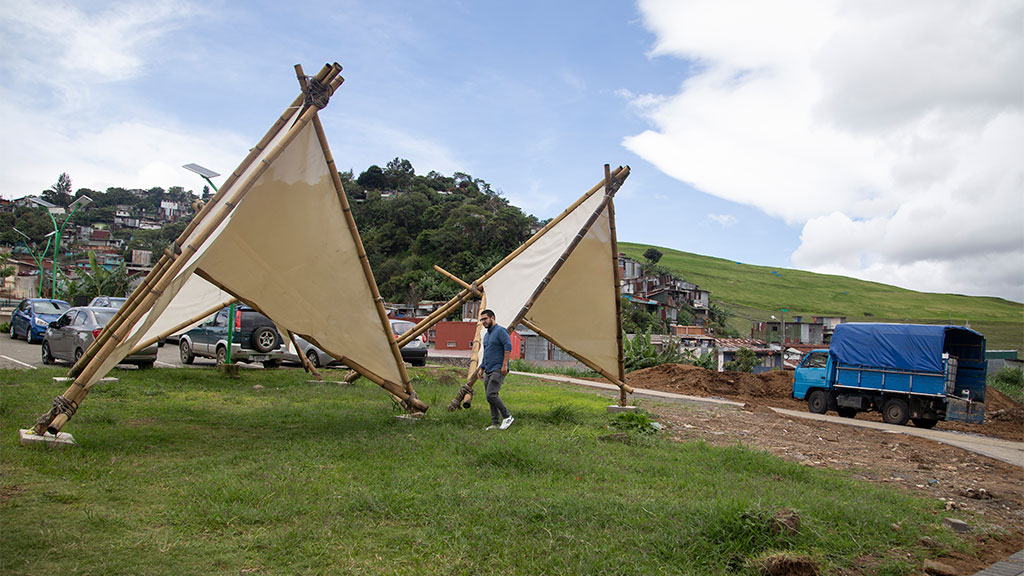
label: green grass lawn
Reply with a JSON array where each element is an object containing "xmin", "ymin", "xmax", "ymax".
[
  {"xmin": 1, "ymin": 367, "xmax": 977, "ymax": 575},
  {"xmin": 620, "ymin": 242, "xmax": 1024, "ymax": 352}
]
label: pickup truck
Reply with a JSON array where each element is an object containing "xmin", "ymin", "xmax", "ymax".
[{"xmin": 792, "ymin": 323, "xmax": 986, "ymax": 427}]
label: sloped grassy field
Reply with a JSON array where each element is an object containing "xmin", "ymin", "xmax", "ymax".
[
  {"xmin": 0, "ymin": 366, "xmax": 976, "ymax": 575},
  {"xmin": 620, "ymin": 242, "xmax": 1024, "ymax": 351}
]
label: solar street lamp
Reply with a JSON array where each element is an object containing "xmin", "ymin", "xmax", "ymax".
[
  {"xmin": 47, "ymin": 195, "xmax": 92, "ymax": 300},
  {"xmin": 183, "ymin": 163, "xmax": 235, "ymax": 364},
  {"xmin": 13, "ymin": 227, "xmax": 53, "ymax": 297}
]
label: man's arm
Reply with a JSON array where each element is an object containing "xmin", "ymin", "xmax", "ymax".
[{"xmin": 500, "ymin": 328, "xmax": 512, "ymax": 375}]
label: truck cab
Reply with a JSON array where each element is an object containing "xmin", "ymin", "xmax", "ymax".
[{"xmin": 792, "ymin": 349, "xmax": 829, "ymax": 400}]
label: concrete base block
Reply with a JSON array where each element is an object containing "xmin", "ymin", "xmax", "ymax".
[
  {"xmin": 395, "ymin": 413, "xmax": 425, "ymax": 421},
  {"xmin": 308, "ymin": 380, "xmax": 351, "ymax": 385},
  {"xmin": 52, "ymin": 377, "xmax": 117, "ymax": 386},
  {"xmin": 218, "ymin": 364, "xmax": 241, "ymax": 377},
  {"xmin": 19, "ymin": 429, "xmax": 76, "ymax": 449},
  {"xmin": 607, "ymin": 405, "xmax": 638, "ymax": 413}
]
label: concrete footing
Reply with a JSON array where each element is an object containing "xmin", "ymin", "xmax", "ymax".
[
  {"xmin": 395, "ymin": 413, "xmax": 425, "ymax": 421},
  {"xmin": 53, "ymin": 377, "xmax": 118, "ymax": 386},
  {"xmin": 19, "ymin": 429, "xmax": 76, "ymax": 449},
  {"xmin": 218, "ymin": 364, "xmax": 241, "ymax": 377},
  {"xmin": 607, "ymin": 405, "xmax": 638, "ymax": 413}
]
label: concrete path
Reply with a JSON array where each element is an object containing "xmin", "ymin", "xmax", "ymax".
[
  {"xmin": 770, "ymin": 408, "xmax": 1024, "ymax": 469},
  {"xmin": 512, "ymin": 371, "xmax": 1024, "ymax": 469}
]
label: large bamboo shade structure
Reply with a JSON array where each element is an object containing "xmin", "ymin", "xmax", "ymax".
[{"xmin": 32, "ymin": 63, "xmax": 427, "ymax": 436}]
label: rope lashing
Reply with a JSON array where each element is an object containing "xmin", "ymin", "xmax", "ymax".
[
  {"xmin": 304, "ymin": 77, "xmax": 333, "ymax": 110},
  {"xmin": 34, "ymin": 395, "xmax": 78, "ymax": 433}
]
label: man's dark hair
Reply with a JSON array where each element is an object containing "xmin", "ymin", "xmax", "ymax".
[{"xmin": 481, "ymin": 309, "xmax": 495, "ymax": 319}]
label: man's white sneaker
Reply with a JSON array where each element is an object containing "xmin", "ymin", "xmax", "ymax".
[
  {"xmin": 485, "ymin": 425, "xmax": 498, "ymax": 430},
  {"xmin": 499, "ymin": 416, "xmax": 514, "ymax": 430}
]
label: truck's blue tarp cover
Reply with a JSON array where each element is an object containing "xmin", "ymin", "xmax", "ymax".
[{"xmin": 830, "ymin": 323, "xmax": 983, "ymax": 373}]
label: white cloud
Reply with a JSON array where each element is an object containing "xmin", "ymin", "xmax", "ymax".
[
  {"xmin": 0, "ymin": 1, "xmax": 241, "ymax": 196},
  {"xmin": 625, "ymin": 0, "xmax": 1024, "ymax": 301},
  {"xmin": 707, "ymin": 213, "xmax": 736, "ymax": 227}
]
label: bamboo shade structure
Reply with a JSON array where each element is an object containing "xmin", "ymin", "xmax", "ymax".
[{"xmin": 31, "ymin": 63, "xmax": 428, "ymax": 436}]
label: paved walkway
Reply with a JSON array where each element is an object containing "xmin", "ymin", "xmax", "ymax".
[{"xmin": 972, "ymin": 549, "xmax": 1024, "ymax": 576}]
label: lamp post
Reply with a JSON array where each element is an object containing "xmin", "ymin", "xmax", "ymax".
[
  {"xmin": 46, "ymin": 195, "xmax": 93, "ymax": 300},
  {"xmin": 183, "ymin": 163, "xmax": 235, "ymax": 364},
  {"xmin": 13, "ymin": 227, "xmax": 53, "ymax": 298}
]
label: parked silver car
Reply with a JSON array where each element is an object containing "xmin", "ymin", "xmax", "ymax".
[
  {"xmin": 282, "ymin": 336, "xmax": 345, "ymax": 368},
  {"xmin": 42, "ymin": 306, "xmax": 158, "ymax": 368}
]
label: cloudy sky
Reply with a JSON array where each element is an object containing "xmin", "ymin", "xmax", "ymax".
[{"xmin": 1, "ymin": 0, "xmax": 1021, "ymax": 302}]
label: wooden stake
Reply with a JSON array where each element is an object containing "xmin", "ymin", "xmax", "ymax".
[
  {"xmin": 519, "ymin": 318, "xmax": 633, "ymax": 394},
  {"xmin": 38, "ymin": 66, "xmax": 346, "ymax": 434}
]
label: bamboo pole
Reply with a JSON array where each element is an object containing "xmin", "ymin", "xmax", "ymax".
[
  {"xmin": 445, "ymin": 292, "xmax": 485, "ymax": 410},
  {"xmin": 127, "ymin": 300, "xmax": 237, "ymax": 354},
  {"xmin": 433, "ymin": 265, "xmax": 479, "ymax": 295},
  {"xmin": 36, "ymin": 67, "xmax": 347, "ymax": 434},
  {"xmin": 311, "ymin": 114, "xmax": 425, "ymax": 411},
  {"xmin": 69, "ymin": 63, "xmax": 339, "ymax": 379},
  {"xmin": 286, "ymin": 329, "xmax": 322, "ymax": 381},
  {"xmin": 606, "ymin": 165, "xmax": 629, "ymax": 406},
  {"xmin": 519, "ymin": 318, "xmax": 634, "ymax": 394}
]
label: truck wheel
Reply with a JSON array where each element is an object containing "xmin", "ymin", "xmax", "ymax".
[
  {"xmin": 251, "ymin": 327, "xmax": 277, "ymax": 353},
  {"xmin": 807, "ymin": 390, "xmax": 828, "ymax": 414},
  {"xmin": 882, "ymin": 398, "xmax": 910, "ymax": 425},
  {"xmin": 837, "ymin": 407, "xmax": 857, "ymax": 419},
  {"xmin": 911, "ymin": 417, "xmax": 938, "ymax": 429}
]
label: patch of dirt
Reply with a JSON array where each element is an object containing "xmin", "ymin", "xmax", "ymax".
[
  {"xmin": 757, "ymin": 553, "xmax": 819, "ymax": 576},
  {"xmin": 626, "ymin": 364, "xmax": 1024, "ymax": 441},
  {"xmin": 619, "ymin": 364, "xmax": 1024, "ymax": 573}
]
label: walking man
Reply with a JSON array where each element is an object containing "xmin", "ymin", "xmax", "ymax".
[{"xmin": 478, "ymin": 309, "xmax": 513, "ymax": 430}]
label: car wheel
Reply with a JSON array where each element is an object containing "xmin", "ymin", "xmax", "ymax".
[
  {"xmin": 305, "ymin": 349, "xmax": 321, "ymax": 368},
  {"xmin": 74, "ymin": 348, "xmax": 84, "ymax": 363},
  {"xmin": 179, "ymin": 340, "xmax": 195, "ymax": 365},
  {"xmin": 413, "ymin": 359, "xmax": 426, "ymax": 367},
  {"xmin": 26, "ymin": 327, "xmax": 34, "ymax": 343},
  {"xmin": 41, "ymin": 342, "xmax": 55, "ymax": 365},
  {"xmin": 882, "ymin": 397, "xmax": 910, "ymax": 425},
  {"xmin": 137, "ymin": 361, "xmax": 155, "ymax": 370},
  {"xmin": 806, "ymin": 389, "xmax": 828, "ymax": 414},
  {"xmin": 251, "ymin": 327, "xmax": 277, "ymax": 353},
  {"xmin": 9, "ymin": 322, "xmax": 15, "ymax": 339},
  {"xmin": 216, "ymin": 346, "xmax": 227, "ymax": 366}
]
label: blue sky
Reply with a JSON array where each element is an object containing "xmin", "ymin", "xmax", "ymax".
[{"xmin": 2, "ymin": 1, "xmax": 1021, "ymax": 302}]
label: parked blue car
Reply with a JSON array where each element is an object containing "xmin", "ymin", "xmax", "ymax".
[{"xmin": 9, "ymin": 298, "xmax": 71, "ymax": 343}]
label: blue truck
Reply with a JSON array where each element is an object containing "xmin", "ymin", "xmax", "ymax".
[{"xmin": 792, "ymin": 323, "xmax": 987, "ymax": 427}]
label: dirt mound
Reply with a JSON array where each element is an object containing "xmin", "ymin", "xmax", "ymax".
[{"xmin": 626, "ymin": 363, "xmax": 800, "ymax": 408}]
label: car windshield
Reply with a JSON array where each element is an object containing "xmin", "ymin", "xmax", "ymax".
[
  {"xmin": 105, "ymin": 298, "xmax": 126, "ymax": 309},
  {"xmin": 32, "ymin": 301, "xmax": 69, "ymax": 315},
  {"xmin": 391, "ymin": 321, "xmax": 415, "ymax": 335},
  {"xmin": 93, "ymin": 310, "xmax": 116, "ymax": 326}
]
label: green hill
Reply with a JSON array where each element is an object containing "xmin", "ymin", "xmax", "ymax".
[{"xmin": 619, "ymin": 242, "xmax": 1024, "ymax": 353}]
